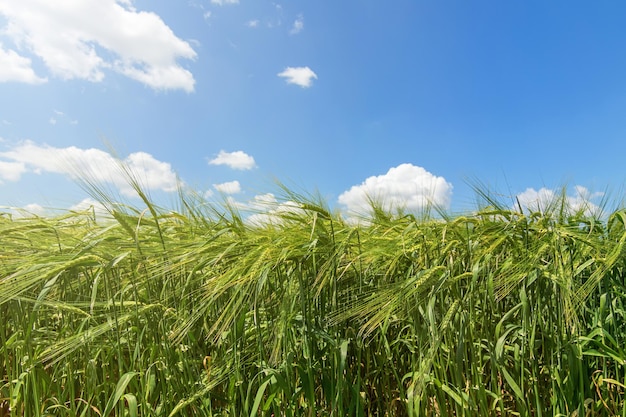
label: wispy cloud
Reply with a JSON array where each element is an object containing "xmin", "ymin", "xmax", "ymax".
[
  {"xmin": 0, "ymin": 140, "xmax": 179, "ymax": 196},
  {"xmin": 266, "ymin": 3, "xmax": 284, "ymax": 28},
  {"xmin": 0, "ymin": 0, "xmax": 197, "ymax": 91},
  {"xmin": 338, "ymin": 163, "xmax": 453, "ymax": 216},
  {"xmin": 277, "ymin": 66, "xmax": 317, "ymax": 88},
  {"xmin": 289, "ymin": 14, "xmax": 304, "ymax": 35},
  {"xmin": 0, "ymin": 43, "xmax": 47, "ymax": 84},
  {"xmin": 208, "ymin": 150, "xmax": 256, "ymax": 170},
  {"xmin": 211, "ymin": 0, "xmax": 239, "ymax": 5},
  {"xmin": 246, "ymin": 19, "xmax": 260, "ymax": 28},
  {"xmin": 48, "ymin": 110, "xmax": 78, "ymax": 126},
  {"xmin": 213, "ymin": 180, "xmax": 241, "ymax": 194}
]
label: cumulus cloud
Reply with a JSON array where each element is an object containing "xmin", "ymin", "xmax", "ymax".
[
  {"xmin": 213, "ymin": 180, "xmax": 241, "ymax": 194},
  {"xmin": 516, "ymin": 186, "xmax": 603, "ymax": 216},
  {"xmin": 123, "ymin": 151, "xmax": 179, "ymax": 193},
  {"xmin": 289, "ymin": 14, "xmax": 304, "ymax": 35},
  {"xmin": 338, "ymin": 163, "xmax": 453, "ymax": 215},
  {"xmin": 0, "ymin": 140, "xmax": 178, "ymax": 197},
  {"xmin": 208, "ymin": 150, "xmax": 256, "ymax": 170},
  {"xmin": 0, "ymin": 43, "xmax": 47, "ymax": 84},
  {"xmin": 0, "ymin": 0, "xmax": 197, "ymax": 91},
  {"xmin": 211, "ymin": 0, "xmax": 239, "ymax": 5},
  {"xmin": 277, "ymin": 66, "xmax": 317, "ymax": 88}
]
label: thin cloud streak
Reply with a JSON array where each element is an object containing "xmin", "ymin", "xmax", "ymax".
[
  {"xmin": 289, "ymin": 14, "xmax": 304, "ymax": 35},
  {"xmin": 210, "ymin": 0, "xmax": 239, "ymax": 5}
]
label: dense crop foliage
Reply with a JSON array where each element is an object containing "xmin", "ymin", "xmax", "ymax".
[{"xmin": 2, "ymin": 186, "xmax": 626, "ymax": 416}]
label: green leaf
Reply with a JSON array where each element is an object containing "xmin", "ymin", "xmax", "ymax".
[
  {"xmin": 501, "ymin": 368, "xmax": 524, "ymax": 402},
  {"xmin": 249, "ymin": 375, "xmax": 273, "ymax": 417},
  {"xmin": 102, "ymin": 372, "xmax": 138, "ymax": 417}
]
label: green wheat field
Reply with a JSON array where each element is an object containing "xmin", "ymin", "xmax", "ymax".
[{"xmin": 2, "ymin": 175, "xmax": 626, "ymax": 416}]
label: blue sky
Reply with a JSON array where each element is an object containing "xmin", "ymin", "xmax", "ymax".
[{"xmin": 1, "ymin": 0, "xmax": 625, "ymax": 219}]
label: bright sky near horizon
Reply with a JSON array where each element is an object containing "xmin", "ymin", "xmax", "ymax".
[{"xmin": 1, "ymin": 1, "xmax": 625, "ymax": 219}]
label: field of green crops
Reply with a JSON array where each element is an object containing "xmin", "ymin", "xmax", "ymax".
[{"xmin": 2, "ymin": 181, "xmax": 626, "ymax": 416}]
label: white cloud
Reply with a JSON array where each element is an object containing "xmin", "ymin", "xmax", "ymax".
[
  {"xmin": 48, "ymin": 110, "xmax": 78, "ymax": 125},
  {"xmin": 7, "ymin": 203, "xmax": 47, "ymax": 218},
  {"xmin": 516, "ymin": 186, "xmax": 603, "ymax": 216},
  {"xmin": 338, "ymin": 163, "xmax": 453, "ymax": 215},
  {"xmin": 208, "ymin": 150, "xmax": 256, "ymax": 170},
  {"xmin": 213, "ymin": 180, "xmax": 241, "ymax": 194},
  {"xmin": 224, "ymin": 195, "xmax": 247, "ymax": 210},
  {"xmin": 0, "ymin": 140, "xmax": 178, "ymax": 196},
  {"xmin": 574, "ymin": 185, "xmax": 604, "ymax": 201},
  {"xmin": 0, "ymin": 160, "xmax": 27, "ymax": 182},
  {"xmin": 123, "ymin": 151, "xmax": 179, "ymax": 194},
  {"xmin": 516, "ymin": 188, "xmax": 554, "ymax": 213},
  {"xmin": 246, "ymin": 19, "xmax": 259, "ymax": 28},
  {"xmin": 203, "ymin": 11, "xmax": 212, "ymax": 20},
  {"xmin": 0, "ymin": 43, "xmax": 47, "ymax": 84},
  {"xmin": 245, "ymin": 193, "xmax": 305, "ymax": 226},
  {"xmin": 1, "ymin": 203, "xmax": 48, "ymax": 219},
  {"xmin": 69, "ymin": 197, "xmax": 100, "ymax": 211},
  {"xmin": 277, "ymin": 66, "xmax": 317, "ymax": 88},
  {"xmin": 0, "ymin": 0, "xmax": 197, "ymax": 91},
  {"xmin": 22, "ymin": 203, "xmax": 46, "ymax": 216},
  {"xmin": 69, "ymin": 197, "xmax": 111, "ymax": 219},
  {"xmin": 289, "ymin": 14, "xmax": 303, "ymax": 34},
  {"xmin": 211, "ymin": 0, "xmax": 239, "ymax": 5},
  {"xmin": 248, "ymin": 192, "xmax": 277, "ymax": 209}
]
